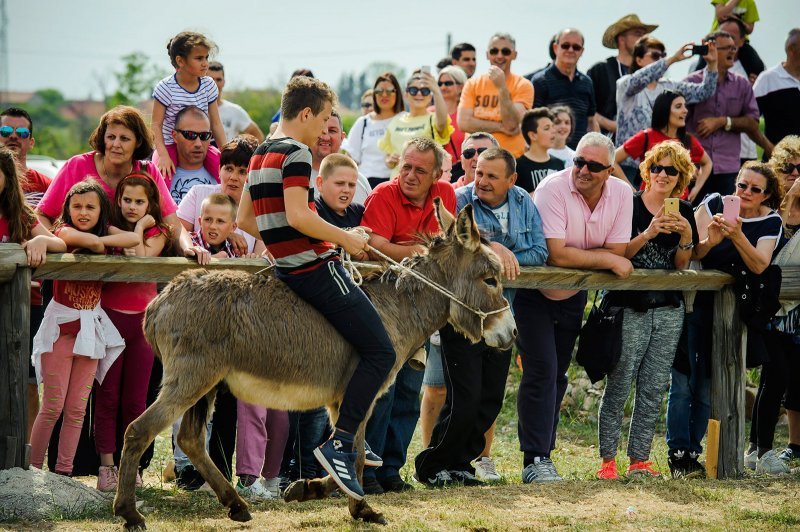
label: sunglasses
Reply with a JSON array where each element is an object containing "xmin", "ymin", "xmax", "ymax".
[
  {"xmin": 361, "ymin": 101, "xmax": 374, "ymax": 108},
  {"xmin": 489, "ymin": 47, "xmax": 513, "ymax": 56},
  {"xmin": 647, "ymin": 51, "xmax": 667, "ymax": 60},
  {"xmin": 559, "ymin": 43, "xmax": 584, "ymax": 52},
  {"xmin": 650, "ymin": 164, "xmax": 679, "ymax": 176},
  {"xmin": 176, "ymin": 129, "xmax": 213, "ymax": 141},
  {"xmin": 736, "ymin": 182, "xmax": 765, "ymax": 194},
  {"xmin": 438, "ymin": 80, "xmax": 456, "ymax": 87},
  {"xmin": 407, "ymin": 87, "xmax": 431, "ymax": 96},
  {"xmin": 781, "ymin": 163, "xmax": 800, "ymax": 174},
  {"xmin": 0, "ymin": 126, "xmax": 31, "ymax": 139},
  {"xmin": 573, "ymin": 157, "xmax": 610, "ymax": 173},
  {"xmin": 374, "ymin": 88, "xmax": 396, "ymax": 96},
  {"xmin": 462, "ymin": 147, "xmax": 489, "ymax": 159}
]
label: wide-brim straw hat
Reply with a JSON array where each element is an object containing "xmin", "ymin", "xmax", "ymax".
[{"xmin": 602, "ymin": 14, "xmax": 659, "ymax": 49}]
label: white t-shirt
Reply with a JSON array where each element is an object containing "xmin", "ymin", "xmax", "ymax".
[
  {"xmin": 176, "ymin": 184, "xmax": 257, "ymax": 252},
  {"xmin": 490, "ymin": 201, "xmax": 510, "ymax": 235},
  {"xmin": 730, "ymin": 60, "xmax": 758, "ymax": 160},
  {"xmin": 548, "ymin": 146, "xmax": 576, "ymax": 167},
  {"xmin": 309, "ymin": 168, "xmax": 372, "ymax": 205},
  {"xmin": 218, "ymin": 100, "xmax": 253, "ymax": 141},
  {"xmin": 341, "ymin": 115, "xmax": 393, "ymax": 179}
]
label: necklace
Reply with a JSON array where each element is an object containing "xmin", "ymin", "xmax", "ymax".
[{"xmin": 98, "ymin": 154, "xmax": 133, "ymax": 185}]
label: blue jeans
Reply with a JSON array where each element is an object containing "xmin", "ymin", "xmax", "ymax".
[
  {"xmin": 666, "ymin": 303, "xmax": 711, "ymax": 454},
  {"xmin": 364, "ymin": 363, "xmax": 424, "ymax": 482},
  {"xmin": 281, "ymin": 407, "xmax": 329, "ymax": 481}
]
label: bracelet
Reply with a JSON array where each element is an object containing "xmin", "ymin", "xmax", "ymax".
[{"xmin": 678, "ymin": 241, "xmax": 694, "ymax": 250}]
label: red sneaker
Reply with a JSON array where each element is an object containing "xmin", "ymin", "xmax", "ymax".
[
  {"xmin": 626, "ymin": 460, "xmax": 662, "ymax": 478},
  {"xmin": 596, "ymin": 459, "xmax": 619, "ymax": 480}
]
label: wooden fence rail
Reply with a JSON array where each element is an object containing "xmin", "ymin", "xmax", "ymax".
[{"xmin": 1, "ymin": 243, "xmax": 794, "ymax": 479}]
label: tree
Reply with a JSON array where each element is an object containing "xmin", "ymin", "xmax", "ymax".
[{"xmin": 107, "ymin": 52, "xmax": 168, "ymax": 108}]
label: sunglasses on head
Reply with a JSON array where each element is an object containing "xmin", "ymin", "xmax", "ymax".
[
  {"xmin": 650, "ymin": 164, "xmax": 679, "ymax": 176},
  {"xmin": 559, "ymin": 43, "xmax": 584, "ymax": 52},
  {"xmin": 0, "ymin": 126, "xmax": 31, "ymax": 139},
  {"xmin": 407, "ymin": 87, "xmax": 431, "ymax": 97},
  {"xmin": 489, "ymin": 47, "xmax": 513, "ymax": 56},
  {"xmin": 736, "ymin": 182, "xmax": 765, "ymax": 194},
  {"xmin": 647, "ymin": 51, "xmax": 667, "ymax": 60},
  {"xmin": 177, "ymin": 129, "xmax": 213, "ymax": 141},
  {"xmin": 573, "ymin": 157, "xmax": 610, "ymax": 173},
  {"xmin": 462, "ymin": 147, "xmax": 489, "ymax": 159},
  {"xmin": 438, "ymin": 80, "xmax": 456, "ymax": 87},
  {"xmin": 361, "ymin": 101, "xmax": 373, "ymax": 108},
  {"xmin": 374, "ymin": 88, "xmax": 396, "ymax": 96},
  {"xmin": 781, "ymin": 163, "xmax": 800, "ymax": 174}
]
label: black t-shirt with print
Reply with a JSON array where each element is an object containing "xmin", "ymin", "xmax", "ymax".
[
  {"xmin": 314, "ymin": 197, "xmax": 365, "ymax": 230},
  {"xmin": 514, "ymin": 155, "xmax": 565, "ymax": 193}
]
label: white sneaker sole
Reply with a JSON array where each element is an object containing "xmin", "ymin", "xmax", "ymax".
[{"xmin": 313, "ymin": 448, "xmax": 364, "ymax": 501}]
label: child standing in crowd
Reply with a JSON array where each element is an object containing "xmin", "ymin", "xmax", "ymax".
[
  {"xmin": 94, "ymin": 173, "xmax": 172, "ymax": 491},
  {"xmin": 515, "ymin": 108, "xmax": 565, "ymax": 194},
  {"xmin": 29, "ymin": 179, "xmax": 139, "ymax": 476},
  {"xmin": 547, "ymin": 106, "xmax": 576, "ymax": 167},
  {"xmin": 152, "ymin": 31, "xmax": 226, "ymax": 180}
]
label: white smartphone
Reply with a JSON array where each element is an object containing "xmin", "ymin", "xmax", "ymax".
[
  {"xmin": 722, "ymin": 195, "xmax": 741, "ymax": 224},
  {"xmin": 420, "ymin": 65, "xmax": 431, "ymax": 75}
]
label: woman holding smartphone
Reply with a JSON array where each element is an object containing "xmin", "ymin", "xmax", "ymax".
[
  {"xmin": 596, "ymin": 141, "xmax": 698, "ymax": 480},
  {"xmin": 666, "ymin": 161, "xmax": 784, "ymax": 479}
]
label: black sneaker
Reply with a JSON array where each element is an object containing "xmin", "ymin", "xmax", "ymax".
[
  {"xmin": 686, "ymin": 451, "xmax": 706, "ymax": 478},
  {"xmin": 380, "ymin": 475, "xmax": 414, "ymax": 492},
  {"xmin": 175, "ymin": 465, "xmax": 205, "ymax": 491},
  {"xmin": 313, "ymin": 439, "xmax": 364, "ymax": 500},
  {"xmin": 362, "ymin": 475, "xmax": 384, "ymax": 495},
  {"xmin": 668, "ymin": 449, "xmax": 705, "ymax": 479},
  {"xmin": 364, "ymin": 442, "xmax": 383, "ymax": 468},
  {"xmin": 418, "ymin": 470, "xmax": 454, "ymax": 488},
  {"xmin": 448, "ymin": 470, "xmax": 485, "ymax": 486}
]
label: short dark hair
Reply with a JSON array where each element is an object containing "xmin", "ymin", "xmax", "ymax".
[
  {"xmin": 719, "ymin": 16, "xmax": 747, "ymax": 38},
  {"xmin": 290, "ymin": 68, "xmax": 314, "ymax": 79},
  {"xmin": 372, "ymin": 72, "xmax": 405, "ymax": 114},
  {"xmin": 175, "ymin": 106, "xmax": 210, "ymax": 130},
  {"xmin": 705, "ymin": 29, "xmax": 733, "ymax": 42},
  {"xmin": 436, "ymin": 57, "xmax": 452, "ymax": 71},
  {"xmin": 208, "ymin": 61, "xmax": 224, "ymax": 72},
  {"xmin": 280, "ymin": 77, "xmax": 337, "ymax": 120},
  {"xmin": 220, "ymin": 135, "xmax": 258, "ymax": 168},
  {"xmin": 1, "ymin": 107, "xmax": 33, "ymax": 134},
  {"xmin": 479, "ymin": 147, "xmax": 516, "ymax": 177},
  {"xmin": 630, "ymin": 36, "xmax": 666, "ymax": 73},
  {"xmin": 521, "ymin": 108, "xmax": 554, "ymax": 144},
  {"xmin": 451, "ymin": 42, "xmax": 476, "ymax": 60},
  {"xmin": 89, "ymin": 105, "xmax": 153, "ymax": 160}
]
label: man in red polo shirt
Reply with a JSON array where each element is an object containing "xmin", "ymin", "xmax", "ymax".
[{"xmin": 358, "ymin": 136, "xmax": 456, "ymax": 494}]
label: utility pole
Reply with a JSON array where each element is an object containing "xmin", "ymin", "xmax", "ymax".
[{"xmin": 446, "ymin": 33, "xmax": 452, "ymax": 56}]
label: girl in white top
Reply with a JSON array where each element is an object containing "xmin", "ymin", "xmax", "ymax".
[{"xmin": 548, "ymin": 105, "xmax": 576, "ymax": 167}]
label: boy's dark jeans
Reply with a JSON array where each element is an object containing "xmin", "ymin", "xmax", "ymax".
[{"xmin": 277, "ymin": 259, "xmax": 396, "ymax": 435}]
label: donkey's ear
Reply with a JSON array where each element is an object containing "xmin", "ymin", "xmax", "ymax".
[
  {"xmin": 455, "ymin": 204, "xmax": 481, "ymax": 252},
  {"xmin": 434, "ymin": 197, "xmax": 455, "ymax": 234}
]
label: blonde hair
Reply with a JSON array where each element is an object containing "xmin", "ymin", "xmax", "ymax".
[
  {"xmin": 320, "ymin": 153, "xmax": 358, "ymax": 179},
  {"xmin": 201, "ymin": 192, "xmax": 237, "ymax": 220},
  {"xmin": 769, "ymin": 135, "xmax": 800, "ymax": 178},
  {"xmin": 639, "ymin": 140, "xmax": 694, "ymax": 198}
]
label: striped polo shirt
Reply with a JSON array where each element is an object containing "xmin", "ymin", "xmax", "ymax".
[
  {"xmin": 531, "ymin": 64, "xmax": 597, "ymax": 149},
  {"xmin": 246, "ymin": 137, "xmax": 335, "ymax": 273},
  {"xmin": 152, "ymin": 74, "xmax": 218, "ymax": 145}
]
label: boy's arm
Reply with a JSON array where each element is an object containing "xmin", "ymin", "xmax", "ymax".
[
  {"xmin": 151, "ymin": 101, "xmax": 174, "ymax": 178},
  {"xmin": 284, "ymin": 187, "xmax": 368, "ymax": 256},
  {"xmin": 208, "ymin": 100, "xmax": 228, "ymax": 148}
]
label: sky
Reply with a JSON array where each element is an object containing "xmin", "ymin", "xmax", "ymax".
[{"xmin": 7, "ymin": 0, "xmax": 798, "ymax": 101}]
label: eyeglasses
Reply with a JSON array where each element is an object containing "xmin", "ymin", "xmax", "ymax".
[
  {"xmin": 647, "ymin": 51, "xmax": 667, "ymax": 60},
  {"xmin": 736, "ymin": 182, "xmax": 765, "ymax": 194},
  {"xmin": 649, "ymin": 164, "xmax": 679, "ymax": 176},
  {"xmin": 559, "ymin": 43, "xmax": 584, "ymax": 52},
  {"xmin": 374, "ymin": 88, "xmax": 396, "ymax": 96},
  {"xmin": 176, "ymin": 129, "xmax": 213, "ymax": 141},
  {"xmin": 361, "ymin": 101, "xmax": 373, "ymax": 109},
  {"xmin": 716, "ymin": 45, "xmax": 738, "ymax": 53},
  {"xmin": 438, "ymin": 80, "xmax": 456, "ymax": 87},
  {"xmin": 462, "ymin": 147, "xmax": 489, "ymax": 159},
  {"xmin": 407, "ymin": 87, "xmax": 431, "ymax": 97},
  {"xmin": 0, "ymin": 126, "xmax": 31, "ymax": 139},
  {"xmin": 489, "ymin": 47, "xmax": 513, "ymax": 56},
  {"xmin": 573, "ymin": 157, "xmax": 610, "ymax": 173},
  {"xmin": 781, "ymin": 163, "xmax": 800, "ymax": 175}
]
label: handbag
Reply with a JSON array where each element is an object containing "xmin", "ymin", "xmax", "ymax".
[{"xmin": 576, "ymin": 292, "xmax": 624, "ymax": 383}]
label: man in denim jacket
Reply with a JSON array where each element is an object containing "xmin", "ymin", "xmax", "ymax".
[{"xmin": 414, "ymin": 147, "xmax": 547, "ymax": 486}]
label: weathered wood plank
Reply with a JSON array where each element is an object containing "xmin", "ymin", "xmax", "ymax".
[{"xmin": 710, "ymin": 286, "xmax": 745, "ymax": 479}]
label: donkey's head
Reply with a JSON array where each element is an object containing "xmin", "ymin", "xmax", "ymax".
[{"xmin": 411, "ymin": 198, "xmax": 516, "ymax": 349}]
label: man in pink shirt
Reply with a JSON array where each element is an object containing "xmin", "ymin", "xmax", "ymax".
[{"xmin": 516, "ymin": 132, "xmax": 633, "ymax": 483}]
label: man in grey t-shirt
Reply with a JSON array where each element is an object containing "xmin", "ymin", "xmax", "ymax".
[{"xmin": 170, "ymin": 107, "xmax": 218, "ymax": 204}]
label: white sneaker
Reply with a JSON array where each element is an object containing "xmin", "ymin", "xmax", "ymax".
[
  {"xmin": 473, "ymin": 456, "xmax": 501, "ymax": 482},
  {"xmin": 756, "ymin": 449, "xmax": 790, "ymax": 476},
  {"xmin": 744, "ymin": 449, "xmax": 758, "ymax": 470},
  {"xmin": 197, "ymin": 481, "xmax": 215, "ymax": 496},
  {"xmin": 237, "ymin": 477, "xmax": 276, "ymax": 501},
  {"xmin": 262, "ymin": 477, "xmax": 281, "ymax": 499}
]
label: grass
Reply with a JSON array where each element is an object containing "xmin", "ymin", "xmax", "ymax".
[{"xmin": 6, "ymin": 362, "xmax": 800, "ymax": 530}]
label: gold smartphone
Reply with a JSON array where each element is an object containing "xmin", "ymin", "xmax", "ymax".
[{"xmin": 664, "ymin": 198, "xmax": 680, "ymax": 216}]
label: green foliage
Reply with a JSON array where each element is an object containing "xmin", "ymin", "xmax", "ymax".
[
  {"xmin": 107, "ymin": 52, "xmax": 168, "ymax": 108},
  {"xmin": 226, "ymin": 89, "xmax": 282, "ymax": 136}
]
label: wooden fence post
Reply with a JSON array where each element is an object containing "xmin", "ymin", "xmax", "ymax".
[
  {"xmin": 0, "ymin": 263, "xmax": 31, "ymax": 469},
  {"xmin": 710, "ymin": 285, "xmax": 744, "ymax": 479}
]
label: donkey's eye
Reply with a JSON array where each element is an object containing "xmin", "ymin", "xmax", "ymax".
[{"xmin": 484, "ymin": 277, "xmax": 497, "ymax": 287}]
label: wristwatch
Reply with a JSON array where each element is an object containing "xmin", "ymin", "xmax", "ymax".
[
  {"xmin": 724, "ymin": 116, "xmax": 732, "ymax": 132},
  {"xmin": 678, "ymin": 241, "xmax": 695, "ymax": 250}
]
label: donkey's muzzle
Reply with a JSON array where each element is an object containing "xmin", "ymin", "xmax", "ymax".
[{"xmin": 483, "ymin": 308, "xmax": 517, "ymax": 350}]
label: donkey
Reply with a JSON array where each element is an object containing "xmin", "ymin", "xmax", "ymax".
[{"xmin": 113, "ymin": 199, "xmax": 517, "ymax": 529}]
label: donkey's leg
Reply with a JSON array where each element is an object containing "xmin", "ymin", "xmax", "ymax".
[
  {"xmin": 348, "ymin": 420, "xmax": 386, "ymax": 525},
  {"xmin": 178, "ymin": 388, "xmax": 250, "ymax": 523},
  {"xmin": 283, "ymin": 475, "xmax": 339, "ymax": 503},
  {"xmin": 114, "ymin": 385, "xmax": 204, "ymax": 530}
]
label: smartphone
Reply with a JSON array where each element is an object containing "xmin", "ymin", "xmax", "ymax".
[
  {"xmin": 692, "ymin": 44, "xmax": 709, "ymax": 56},
  {"xmin": 664, "ymin": 198, "xmax": 680, "ymax": 216},
  {"xmin": 722, "ymin": 195, "xmax": 741, "ymax": 224},
  {"xmin": 420, "ymin": 65, "xmax": 431, "ymax": 75}
]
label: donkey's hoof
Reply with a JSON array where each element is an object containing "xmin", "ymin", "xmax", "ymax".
[
  {"xmin": 122, "ymin": 516, "xmax": 147, "ymax": 530},
  {"xmin": 228, "ymin": 503, "xmax": 252, "ymax": 522},
  {"xmin": 283, "ymin": 480, "xmax": 308, "ymax": 502},
  {"xmin": 350, "ymin": 498, "xmax": 387, "ymax": 525}
]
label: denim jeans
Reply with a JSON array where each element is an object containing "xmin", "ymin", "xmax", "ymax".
[
  {"xmin": 363, "ymin": 363, "xmax": 424, "ymax": 482},
  {"xmin": 666, "ymin": 302, "xmax": 711, "ymax": 454},
  {"xmin": 281, "ymin": 407, "xmax": 329, "ymax": 481}
]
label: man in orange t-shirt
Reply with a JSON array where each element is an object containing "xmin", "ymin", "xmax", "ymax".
[{"xmin": 457, "ymin": 33, "xmax": 534, "ymax": 157}]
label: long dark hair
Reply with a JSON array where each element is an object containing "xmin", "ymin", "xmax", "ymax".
[
  {"xmin": 0, "ymin": 147, "xmax": 36, "ymax": 243},
  {"xmin": 651, "ymin": 90, "xmax": 692, "ymax": 151},
  {"xmin": 55, "ymin": 178, "xmax": 111, "ymax": 237},
  {"xmin": 112, "ymin": 172, "xmax": 171, "ymax": 230}
]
